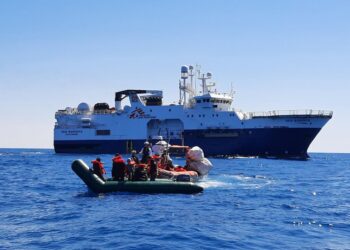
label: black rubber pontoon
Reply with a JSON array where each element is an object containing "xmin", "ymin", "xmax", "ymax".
[{"xmin": 71, "ymin": 159, "xmax": 204, "ymax": 194}]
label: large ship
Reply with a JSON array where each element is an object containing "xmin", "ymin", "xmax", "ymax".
[{"xmin": 54, "ymin": 65, "xmax": 332, "ymax": 159}]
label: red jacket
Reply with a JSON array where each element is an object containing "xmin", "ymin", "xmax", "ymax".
[
  {"xmin": 112, "ymin": 155, "xmax": 125, "ymax": 164},
  {"xmin": 91, "ymin": 160, "xmax": 106, "ymax": 174}
]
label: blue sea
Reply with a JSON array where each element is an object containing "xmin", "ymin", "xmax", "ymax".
[{"xmin": 0, "ymin": 149, "xmax": 349, "ymax": 249}]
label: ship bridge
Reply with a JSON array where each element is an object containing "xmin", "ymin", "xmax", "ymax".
[
  {"xmin": 115, "ymin": 89, "xmax": 163, "ymax": 110},
  {"xmin": 178, "ymin": 65, "xmax": 234, "ymax": 112},
  {"xmin": 193, "ymin": 93, "xmax": 232, "ymax": 111}
]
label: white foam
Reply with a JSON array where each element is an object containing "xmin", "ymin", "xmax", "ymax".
[
  {"xmin": 20, "ymin": 151, "xmax": 45, "ymax": 155},
  {"xmin": 198, "ymin": 180, "xmax": 233, "ymax": 189}
]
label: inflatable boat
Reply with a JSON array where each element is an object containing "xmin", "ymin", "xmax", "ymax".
[{"xmin": 72, "ymin": 159, "xmax": 204, "ymax": 194}]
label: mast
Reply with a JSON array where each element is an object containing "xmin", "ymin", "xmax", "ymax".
[
  {"xmin": 179, "ymin": 65, "xmax": 195, "ymax": 106},
  {"xmin": 198, "ymin": 71, "xmax": 212, "ymax": 94},
  {"xmin": 180, "ymin": 65, "xmax": 188, "ymax": 105}
]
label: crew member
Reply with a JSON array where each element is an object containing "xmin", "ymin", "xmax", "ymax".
[
  {"xmin": 112, "ymin": 153, "xmax": 126, "ymax": 181},
  {"xmin": 91, "ymin": 157, "xmax": 106, "ymax": 181},
  {"xmin": 140, "ymin": 141, "xmax": 152, "ymax": 163}
]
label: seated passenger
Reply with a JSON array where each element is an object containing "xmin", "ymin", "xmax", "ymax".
[
  {"xmin": 133, "ymin": 164, "xmax": 148, "ymax": 181},
  {"xmin": 161, "ymin": 151, "xmax": 174, "ymax": 170},
  {"xmin": 91, "ymin": 157, "xmax": 106, "ymax": 181},
  {"xmin": 165, "ymin": 159, "xmax": 175, "ymax": 171},
  {"xmin": 112, "ymin": 153, "xmax": 126, "ymax": 181}
]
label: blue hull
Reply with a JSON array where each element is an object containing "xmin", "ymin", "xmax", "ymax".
[{"xmin": 54, "ymin": 128, "xmax": 321, "ymax": 159}]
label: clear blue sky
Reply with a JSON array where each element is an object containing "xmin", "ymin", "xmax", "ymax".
[{"xmin": 0, "ymin": 0, "xmax": 349, "ymax": 152}]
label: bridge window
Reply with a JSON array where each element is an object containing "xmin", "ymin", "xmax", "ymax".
[{"xmin": 96, "ymin": 130, "xmax": 111, "ymax": 135}]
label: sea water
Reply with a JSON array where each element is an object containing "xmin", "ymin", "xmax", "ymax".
[{"xmin": 0, "ymin": 149, "xmax": 349, "ymax": 249}]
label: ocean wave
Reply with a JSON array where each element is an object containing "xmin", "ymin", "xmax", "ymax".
[
  {"xmin": 20, "ymin": 151, "xmax": 46, "ymax": 155},
  {"xmin": 198, "ymin": 180, "xmax": 233, "ymax": 189}
]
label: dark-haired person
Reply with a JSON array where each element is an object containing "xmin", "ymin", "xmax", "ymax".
[
  {"xmin": 91, "ymin": 157, "xmax": 106, "ymax": 181},
  {"xmin": 149, "ymin": 155, "xmax": 160, "ymax": 181},
  {"xmin": 133, "ymin": 164, "xmax": 148, "ymax": 181},
  {"xmin": 112, "ymin": 153, "xmax": 126, "ymax": 181}
]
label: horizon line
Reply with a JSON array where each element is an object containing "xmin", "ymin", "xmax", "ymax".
[{"xmin": 0, "ymin": 147, "xmax": 349, "ymax": 154}]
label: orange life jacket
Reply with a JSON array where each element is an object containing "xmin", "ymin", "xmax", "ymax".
[
  {"xmin": 112, "ymin": 155, "xmax": 125, "ymax": 164},
  {"xmin": 174, "ymin": 167, "xmax": 186, "ymax": 172},
  {"xmin": 91, "ymin": 160, "xmax": 106, "ymax": 174}
]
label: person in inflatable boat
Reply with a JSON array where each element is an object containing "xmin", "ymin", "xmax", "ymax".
[
  {"xmin": 91, "ymin": 157, "xmax": 106, "ymax": 181},
  {"xmin": 149, "ymin": 154, "xmax": 160, "ymax": 181},
  {"xmin": 140, "ymin": 141, "xmax": 152, "ymax": 163},
  {"xmin": 126, "ymin": 158, "xmax": 135, "ymax": 181},
  {"xmin": 131, "ymin": 150, "xmax": 140, "ymax": 164},
  {"xmin": 133, "ymin": 163, "xmax": 148, "ymax": 181},
  {"xmin": 161, "ymin": 150, "xmax": 174, "ymax": 171},
  {"xmin": 112, "ymin": 153, "xmax": 126, "ymax": 181}
]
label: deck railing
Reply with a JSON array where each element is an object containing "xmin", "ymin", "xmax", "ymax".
[
  {"xmin": 244, "ymin": 110, "xmax": 333, "ymax": 119},
  {"xmin": 55, "ymin": 110, "xmax": 115, "ymax": 116}
]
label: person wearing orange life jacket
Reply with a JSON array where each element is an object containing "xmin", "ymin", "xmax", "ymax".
[
  {"xmin": 91, "ymin": 157, "xmax": 106, "ymax": 181},
  {"xmin": 112, "ymin": 153, "xmax": 126, "ymax": 181}
]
